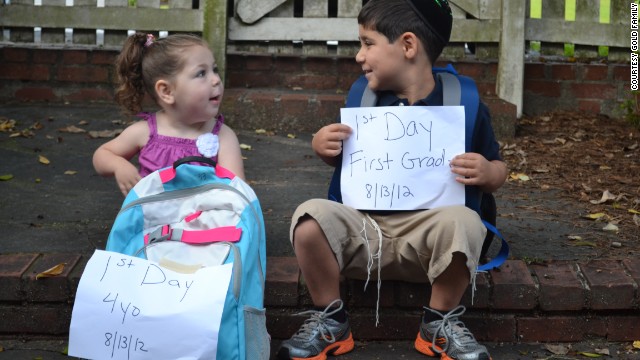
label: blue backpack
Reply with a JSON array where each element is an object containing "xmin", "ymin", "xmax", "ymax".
[
  {"xmin": 329, "ymin": 65, "xmax": 508, "ymax": 271},
  {"xmin": 105, "ymin": 156, "xmax": 269, "ymax": 359}
]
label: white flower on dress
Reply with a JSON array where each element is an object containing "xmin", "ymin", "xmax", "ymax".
[{"xmin": 196, "ymin": 133, "xmax": 219, "ymax": 158}]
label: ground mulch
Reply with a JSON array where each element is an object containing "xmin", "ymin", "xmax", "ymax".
[{"xmin": 501, "ymin": 111, "xmax": 640, "ymax": 260}]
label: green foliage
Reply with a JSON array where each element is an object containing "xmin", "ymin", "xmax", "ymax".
[{"xmin": 620, "ymin": 94, "xmax": 640, "ymax": 129}]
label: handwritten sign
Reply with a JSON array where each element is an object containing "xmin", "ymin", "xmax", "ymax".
[
  {"xmin": 69, "ymin": 249, "xmax": 232, "ymax": 360},
  {"xmin": 340, "ymin": 106, "xmax": 466, "ymax": 210}
]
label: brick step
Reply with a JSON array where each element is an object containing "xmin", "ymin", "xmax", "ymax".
[
  {"xmin": 221, "ymin": 88, "xmax": 517, "ymax": 140},
  {"xmin": 1, "ymin": 254, "xmax": 639, "ymax": 341}
]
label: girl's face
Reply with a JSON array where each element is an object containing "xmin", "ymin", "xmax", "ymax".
[
  {"xmin": 171, "ymin": 45, "xmax": 223, "ymax": 124},
  {"xmin": 355, "ymin": 25, "xmax": 407, "ymax": 93}
]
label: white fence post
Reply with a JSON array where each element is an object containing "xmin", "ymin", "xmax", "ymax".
[{"xmin": 497, "ymin": 0, "xmax": 525, "ymax": 118}]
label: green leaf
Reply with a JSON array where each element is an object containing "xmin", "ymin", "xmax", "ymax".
[{"xmin": 0, "ymin": 174, "xmax": 13, "ymax": 181}]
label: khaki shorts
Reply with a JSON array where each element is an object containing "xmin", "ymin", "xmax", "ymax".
[{"xmin": 290, "ymin": 199, "xmax": 486, "ymax": 284}]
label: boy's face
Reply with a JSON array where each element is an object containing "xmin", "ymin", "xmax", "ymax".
[{"xmin": 355, "ymin": 25, "xmax": 408, "ymax": 93}]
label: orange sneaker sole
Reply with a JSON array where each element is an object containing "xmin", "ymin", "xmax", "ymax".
[{"xmin": 292, "ymin": 332, "xmax": 355, "ymax": 360}]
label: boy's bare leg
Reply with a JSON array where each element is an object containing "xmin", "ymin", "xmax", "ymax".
[
  {"xmin": 292, "ymin": 216, "xmax": 341, "ymax": 306},
  {"xmin": 429, "ymin": 252, "xmax": 470, "ymax": 310}
]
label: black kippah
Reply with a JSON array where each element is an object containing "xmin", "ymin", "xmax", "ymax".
[{"xmin": 403, "ymin": 0, "xmax": 453, "ymax": 45}]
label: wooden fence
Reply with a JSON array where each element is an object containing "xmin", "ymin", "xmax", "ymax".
[{"xmin": 0, "ymin": 0, "xmax": 632, "ymax": 116}]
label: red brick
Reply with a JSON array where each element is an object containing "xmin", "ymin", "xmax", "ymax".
[
  {"xmin": 336, "ymin": 57, "xmax": 360, "ymax": 74},
  {"xmin": 56, "ymin": 66, "xmax": 109, "ymax": 83},
  {"xmin": 461, "ymin": 272, "xmax": 490, "ymax": 309},
  {"xmin": 518, "ymin": 316, "xmax": 587, "ymax": 342},
  {"xmin": 577, "ymin": 99, "xmax": 602, "ymax": 113},
  {"xmin": 231, "ymin": 71, "xmax": 279, "ymax": 88},
  {"xmin": 348, "ymin": 310, "xmax": 419, "ymax": 340},
  {"xmin": 0, "ymin": 304, "xmax": 72, "ymax": 334},
  {"xmin": 612, "ymin": 64, "xmax": 630, "ymax": 81},
  {"xmin": 463, "ymin": 313, "xmax": 516, "ymax": 342},
  {"xmin": 274, "ymin": 56, "xmax": 303, "ymax": 72},
  {"xmin": 304, "ymin": 57, "xmax": 336, "ymax": 73},
  {"xmin": 570, "ymin": 83, "xmax": 616, "ymax": 100},
  {"xmin": 550, "ymin": 64, "xmax": 576, "ymax": 80},
  {"xmin": 475, "ymin": 81, "xmax": 496, "ymax": 97},
  {"xmin": 0, "ymin": 63, "xmax": 49, "ymax": 81},
  {"xmin": 606, "ymin": 315, "xmax": 640, "ymax": 341},
  {"xmin": 91, "ymin": 51, "xmax": 118, "ymax": 65},
  {"xmin": 3, "ymin": 47, "xmax": 29, "ymax": 62},
  {"xmin": 532, "ymin": 261, "xmax": 585, "ymax": 311},
  {"xmin": 524, "ymin": 63, "xmax": 546, "ymax": 80},
  {"xmin": 580, "ymin": 260, "xmax": 635, "ymax": 310},
  {"xmin": 622, "ymin": 258, "xmax": 640, "ymax": 289},
  {"xmin": 453, "ymin": 62, "xmax": 484, "ymax": 79},
  {"xmin": 524, "ymin": 79, "xmax": 562, "ymax": 97},
  {"xmin": 348, "ymin": 280, "xmax": 396, "ymax": 308},
  {"xmin": 265, "ymin": 257, "xmax": 300, "ymax": 307},
  {"xmin": 582, "ymin": 65, "xmax": 609, "ymax": 81},
  {"xmin": 0, "ymin": 254, "xmax": 39, "ymax": 301},
  {"xmin": 226, "ymin": 54, "xmax": 247, "ymax": 70},
  {"xmin": 62, "ymin": 50, "xmax": 88, "ymax": 64},
  {"xmin": 15, "ymin": 87, "xmax": 57, "ymax": 102},
  {"xmin": 65, "ymin": 88, "xmax": 114, "ymax": 103},
  {"xmin": 393, "ymin": 281, "xmax": 431, "ymax": 308},
  {"xmin": 33, "ymin": 49, "xmax": 59, "ymax": 64},
  {"xmin": 281, "ymin": 93, "xmax": 313, "ymax": 119},
  {"xmin": 489, "ymin": 260, "xmax": 537, "ymax": 310},
  {"xmin": 245, "ymin": 54, "xmax": 273, "ymax": 71},
  {"xmin": 24, "ymin": 253, "xmax": 81, "ymax": 302},
  {"xmin": 282, "ymin": 73, "xmax": 338, "ymax": 90}
]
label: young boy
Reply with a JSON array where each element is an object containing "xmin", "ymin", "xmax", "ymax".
[{"xmin": 277, "ymin": 0, "xmax": 507, "ymax": 359}]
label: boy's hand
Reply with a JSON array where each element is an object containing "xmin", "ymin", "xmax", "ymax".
[
  {"xmin": 450, "ymin": 153, "xmax": 507, "ymax": 192},
  {"xmin": 114, "ymin": 162, "xmax": 142, "ymax": 197},
  {"xmin": 312, "ymin": 124, "xmax": 352, "ymax": 165}
]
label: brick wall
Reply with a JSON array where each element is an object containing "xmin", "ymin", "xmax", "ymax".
[{"xmin": 0, "ymin": 47, "xmax": 633, "ymax": 135}]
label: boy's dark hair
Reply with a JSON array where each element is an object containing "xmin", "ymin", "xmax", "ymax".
[{"xmin": 358, "ymin": 0, "xmax": 452, "ymax": 65}]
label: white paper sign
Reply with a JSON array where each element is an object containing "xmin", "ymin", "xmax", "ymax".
[
  {"xmin": 69, "ymin": 250, "xmax": 232, "ymax": 360},
  {"xmin": 340, "ymin": 106, "xmax": 466, "ymax": 210}
]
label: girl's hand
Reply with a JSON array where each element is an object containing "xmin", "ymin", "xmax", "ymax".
[
  {"xmin": 114, "ymin": 162, "xmax": 142, "ymax": 196},
  {"xmin": 312, "ymin": 124, "xmax": 352, "ymax": 164}
]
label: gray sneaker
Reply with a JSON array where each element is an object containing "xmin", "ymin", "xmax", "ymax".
[
  {"xmin": 414, "ymin": 305, "xmax": 491, "ymax": 360},
  {"xmin": 277, "ymin": 299, "xmax": 354, "ymax": 360}
]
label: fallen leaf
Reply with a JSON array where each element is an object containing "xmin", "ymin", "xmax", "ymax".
[
  {"xmin": 590, "ymin": 190, "xmax": 616, "ymax": 204},
  {"xmin": 38, "ymin": 155, "xmax": 50, "ymax": 165},
  {"xmin": 599, "ymin": 165, "xmax": 611, "ymax": 170},
  {"xmin": 583, "ymin": 212, "xmax": 606, "ymax": 220},
  {"xmin": 568, "ymin": 235, "xmax": 583, "ymax": 240},
  {"xmin": 577, "ymin": 352, "xmax": 602, "ymax": 357},
  {"xmin": 64, "ymin": 170, "xmax": 77, "ymax": 175},
  {"xmin": 572, "ymin": 241, "xmax": 597, "ymax": 247},
  {"xmin": 239, "ymin": 143, "xmax": 252, "ymax": 150},
  {"xmin": 58, "ymin": 125, "xmax": 86, "ymax": 133},
  {"xmin": 629, "ymin": 209, "xmax": 640, "ymax": 215},
  {"xmin": 602, "ymin": 223, "xmax": 619, "ymax": 232},
  {"xmin": 78, "ymin": 120, "xmax": 89, "ymax": 125},
  {"xmin": 287, "ymin": 133, "xmax": 296, "ymax": 139},
  {"xmin": 0, "ymin": 118, "xmax": 16, "ymax": 132},
  {"xmin": 544, "ymin": 343, "xmax": 570, "ymax": 355},
  {"xmin": 255, "ymin": 129, "xmax": 267, "ymax": 134},
  {"xmin": 594, "ymin": 348, "xmax": 610, "ymax": 355},
  {"xmin": 509, "ymin": 173, "xmax": 530, "ymax": 181},
  {"xmin": 88, "ymin": 129, "xmax": 123, "ymax": 138},
  {"xmin": 35, "ymin": 263, "xmax": 66, "ymax": 279},
  {"xmin": 0, "ymin": 174, "xmax": 13, "ymax": 181},
  {"xmin": 633, "ymin": 340, "xmax": 640, "ymax": 349}
]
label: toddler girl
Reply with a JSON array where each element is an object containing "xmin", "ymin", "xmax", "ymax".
[{"xmin": 93, "ymin": 33, "xmax": 244, "ymax": 196}]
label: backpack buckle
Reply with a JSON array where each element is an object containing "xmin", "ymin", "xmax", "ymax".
[{"xmin": 144, "ymin": 225, "xmax": 172, "ymax": 245}]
